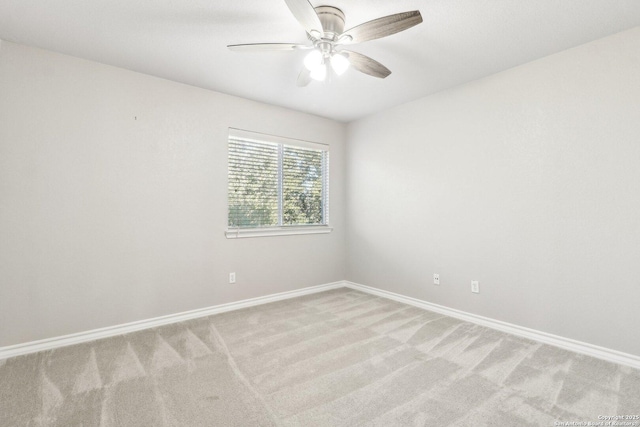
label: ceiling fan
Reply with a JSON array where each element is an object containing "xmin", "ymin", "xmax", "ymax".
[{"xmin": 227, "ymin": 0, "xmax": 423, "ymax": 86}]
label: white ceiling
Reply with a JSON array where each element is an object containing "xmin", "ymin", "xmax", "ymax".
[{"xmin": 1, "ymin": 1, "xmax": 639, "ymax": 122}]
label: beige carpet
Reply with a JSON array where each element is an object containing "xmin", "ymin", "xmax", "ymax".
[{"xmin": 1, "ymin": 288, "xmax": 639, "ymax": 426}]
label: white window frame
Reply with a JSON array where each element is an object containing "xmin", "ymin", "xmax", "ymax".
[{"xmin": 226, "ymin": 128, "xmax": 332, "ymax": 239}]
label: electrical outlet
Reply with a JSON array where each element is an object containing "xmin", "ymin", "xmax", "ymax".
[
  {"xmin": 433, "ymin": 273, "xmax": 440, "ymax": 285},
  {"xmin": 471, "ymin": 280, "xmax": 479, "ymax": 293},
  {"xmin": 229, "ymin": 272, "xmax": 236, "ymax": 284}
]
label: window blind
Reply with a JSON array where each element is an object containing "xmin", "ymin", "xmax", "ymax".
[{"xmin": 228, "ymin": 129, "xmax": 329, "ymax": 229}]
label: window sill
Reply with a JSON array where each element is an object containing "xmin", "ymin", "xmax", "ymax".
[{"xmin": 225, "ymin": 226, "xmax": 333, "ymax": 239}]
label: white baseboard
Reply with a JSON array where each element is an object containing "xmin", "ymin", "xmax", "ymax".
[
  {"xmin": 3, "ymin": 280, "xmax": 639, "ymax": 370},
  {"xmin": 0, "ymin": 281, "xmax": 344, "ymax": 360},
  {"xmin": 344, "ymin": 281, "xmax": 640, "ymax": 370}
]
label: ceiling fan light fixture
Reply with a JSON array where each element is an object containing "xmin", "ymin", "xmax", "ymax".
[
  {"xmin": 310, "ymin": 62, "xmax": 327, "ymax": 81},
  {"xmin": 303, "ymin": 49, "xmax": 323, "ymax": 71},
  {"xmin": 330, "ymin": 53, "xmax": 349, "ymax": 75},
  {"xmin": 228, "ymin": 1, "xmax": 423, "ymax": 86}
]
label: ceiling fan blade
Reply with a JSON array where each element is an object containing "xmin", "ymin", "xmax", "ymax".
[
  {"xmin": 283, "ymin": 0, "xmax": 324, "ymax": 36},
  {"xmin": 297, "ymin": 67, "xmax": 312, "ymax": 87},
  {"xmin": 339, "ymin": 11, "xmax": 422, "ymax": 44},
  {"xmin": 343, "ymin": 50, "xmax": 391, "ymax": 79},
  {"xmin": 227, "ymin": 43, "xmax": 309, "ymax": 52}
]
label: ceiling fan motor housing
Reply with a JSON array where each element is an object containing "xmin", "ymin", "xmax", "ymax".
[{"xmin": 315, "ymin": 6, "xmax": 345, "ymax": 39}]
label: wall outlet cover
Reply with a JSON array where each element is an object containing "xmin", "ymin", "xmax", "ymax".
[{"xmin": 471, "ymin": 280, "xmax": 479, "ymax": 293}]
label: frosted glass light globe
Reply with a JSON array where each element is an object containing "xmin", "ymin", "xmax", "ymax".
[
  {"xmin": 310, "ymin": 63, "xmax": 327, "ymax": 81},
  {"xmin": 304, "ymin": 50, "xmax": 323, "ymax": 71},
  {"xmin": 330, "ymin": 53, "xmax": 350, "ymax": 75}
]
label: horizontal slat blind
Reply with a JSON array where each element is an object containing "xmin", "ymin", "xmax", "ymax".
[
  {"xmin": 228, "ymin": 129, "xmax": 329, "ymax": 229},
  {"xmin": 283, "ymin": 145, "xmax": 325, "ymax": 225},
  {"xmin": 322, "ymin": 150, "xmax": 330, "ymax": 225},
  {"xmin": 228, "ymin": 138, "xmax": 279, "ymax": 228}
]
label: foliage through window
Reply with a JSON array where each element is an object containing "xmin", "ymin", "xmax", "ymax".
[{"xmin": 228, "ymin": 129, "xmax": 329, "ymax": 230}]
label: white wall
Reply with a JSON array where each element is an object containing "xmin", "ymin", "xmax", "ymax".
[
  {"xmin": 0, "ymin": 41, "xmax": 346, "ymax": 347},
  {"xmin": 346, "ymin": 27, "xmax": 640, "ymax": 357}
]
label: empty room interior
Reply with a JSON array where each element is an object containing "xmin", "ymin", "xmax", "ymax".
[{"xmin": 1, "ymin": 0, "xmax": 640, "ymax": 425}]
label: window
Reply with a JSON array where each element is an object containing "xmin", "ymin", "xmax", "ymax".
[{"xmin": 226, "ymin": 128, "xmax": 330, "ymax": 238}]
